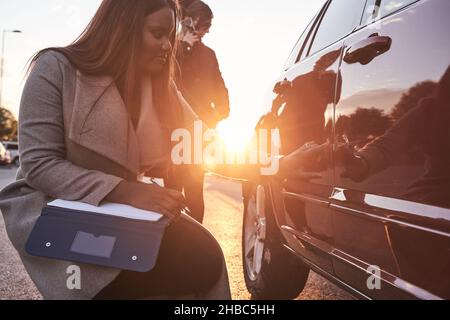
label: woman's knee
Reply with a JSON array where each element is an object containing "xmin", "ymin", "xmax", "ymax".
[{"xmin": 161, "ymin": 216, "xmax": 225, "ymax": 291}]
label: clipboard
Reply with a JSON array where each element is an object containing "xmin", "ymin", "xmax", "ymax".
[{"xmin": 25, "ymin": 200, "xmax": 171, "ymax": 273}]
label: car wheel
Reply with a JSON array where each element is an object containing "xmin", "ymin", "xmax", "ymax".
[
  {"xmin": 242, "ymin": 183, "xmax": 310, "ymax": 300},
  {"xmin": 14, "ymin": 157, "xmax": 20, "ymax": 166}
]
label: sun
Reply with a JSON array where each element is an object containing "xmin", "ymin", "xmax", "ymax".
[{"xmin": 216, "ymin": 119, "xmax": 254, "ymax": 155}]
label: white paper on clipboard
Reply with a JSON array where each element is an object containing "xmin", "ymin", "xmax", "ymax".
[{"xmin": 47, "ymin": 199, "xmax": 163, "ymax": 222}]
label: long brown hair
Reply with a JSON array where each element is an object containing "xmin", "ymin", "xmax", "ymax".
[{"xmin": 29, "ymin": 0, "xmax": 182, "ymax": 131}]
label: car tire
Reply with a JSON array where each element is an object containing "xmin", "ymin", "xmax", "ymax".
[
  {"xmin": 242, "ymin": 182, "xmax": 310, "ymax": 300},
  {"xmin": 13, "ymin": 157, "xmax": 20, "ymax": 167}
]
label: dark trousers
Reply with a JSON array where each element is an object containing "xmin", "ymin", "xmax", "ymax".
[
  {"xmin": 168, "ymin": 166, "xmax": 206, "ymax": 224},
  {"xmin": 94, "ymin": 215, "xmax": 223, "ymax": 299}
]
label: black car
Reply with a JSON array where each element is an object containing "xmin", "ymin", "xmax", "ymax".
[{"xmin": 242, "ymin": 0, "xmax": 450, "ymax": 300}]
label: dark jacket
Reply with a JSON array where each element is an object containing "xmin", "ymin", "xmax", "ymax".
[{"xmin": 178, "ymin": 40, "xmax": 230, "ymax": 128}]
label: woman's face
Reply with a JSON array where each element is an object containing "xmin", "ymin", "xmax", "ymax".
[{"xmin": 139, "ymin": 7, "xmax": 175, "ymax": 75}]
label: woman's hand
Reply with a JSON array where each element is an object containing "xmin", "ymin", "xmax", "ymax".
[{"xmin": 105, "ymin": 181, "xmax": 187, "ymax": 219}]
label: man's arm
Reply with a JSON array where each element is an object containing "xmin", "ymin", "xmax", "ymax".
[{"xmin": 209, "ymin": 50, "xmax": 230, "ymax": 121}]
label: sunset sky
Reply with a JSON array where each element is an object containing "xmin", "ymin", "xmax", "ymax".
[{"xmin": 0, "ymin": 0, "xmax": 326, "ymax": 144}]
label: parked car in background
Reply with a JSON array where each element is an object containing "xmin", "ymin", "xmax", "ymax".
[
  {"xmin": 242, "ymin": 0, "xmax": 450, "ymax": 300},
  {"xmin": 2, "ymin": 141, "xmax": 19, "ymax": 166},
  {"xmin": 0, "ymin": 142, "xmax": 12, "ymax": 166}
]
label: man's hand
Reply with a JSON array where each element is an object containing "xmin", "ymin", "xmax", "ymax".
[
  {"xmin": 335, "ymin": 145, "xmax": 370, "ymax": 182},
  {"xmin": 182, "ymin": 30, "xmax": 200, "ymax": 47},
  {"xmin": 278, "ymin": 142, "xmax": 329, "ymax": 179}
]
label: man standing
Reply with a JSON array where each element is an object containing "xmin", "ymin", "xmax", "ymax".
[
  {"xmin": 179, "ymin": 0, "xmax": 230, "ymax": 128},
  {"xmin": 176, "ymin": 0, "xmax": 230, "ymax": 223}
]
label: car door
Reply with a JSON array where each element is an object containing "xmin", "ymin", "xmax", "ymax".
[
  {"xmin": 332, "ymin": 0, "xmax": 450, "ymax": 299},
  {"xmin": 273, "ymin": 0, "xmax": 367, "ymax": 275}
]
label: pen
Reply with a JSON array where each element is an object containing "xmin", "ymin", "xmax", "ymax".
[{"xmin": 149, "ymin": 177, "xmax": 191, "ymax": 216}]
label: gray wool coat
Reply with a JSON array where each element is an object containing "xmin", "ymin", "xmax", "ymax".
[{"xmin": 0, "ymin": 50, "xmax": 230, "ymax": 300}]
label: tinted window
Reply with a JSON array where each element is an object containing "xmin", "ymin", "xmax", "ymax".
[
  {"xmin": 284, "ymin": 17, "xmax": 316, "ymax": 70},
  {"xmin": 309, "ymin": 0, "xmax": 366, "ymax": 55},
  {"xmin": 362, "ymin": 0, "xmax": 419, "ymax": 25}
]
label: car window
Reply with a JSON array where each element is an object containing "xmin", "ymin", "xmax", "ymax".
[
  {"xmin": 6, "ymin": 144, "xmax": 18, "ymax": 150},
  {"xmin": 283, "ymin": 17, "xmax": 316, "ymax": 70},
  {"xmin": 361, "ymin": 0, "xmax": 419, "ymax": 26},
  {"xmin": 297, "ymin": 14, "xmax": 320, "ymax": 63},
  {"xmin": 308, "ymin": 0, "xmax": 367, "ymax": 56}
]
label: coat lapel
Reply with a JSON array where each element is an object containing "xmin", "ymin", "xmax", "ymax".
[{"xmin": 68, "ymin": 70, "xmax": 140, "ymax": 174}]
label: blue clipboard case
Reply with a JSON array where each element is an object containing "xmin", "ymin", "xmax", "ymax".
[{"xmin": 25, "ymin": 204, "xmax": 171, "ymax": 272}]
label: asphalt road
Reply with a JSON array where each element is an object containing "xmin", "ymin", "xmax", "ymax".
[{"xmin": 0, "ymin": 166, "xmax": 354, "ymax": 300}]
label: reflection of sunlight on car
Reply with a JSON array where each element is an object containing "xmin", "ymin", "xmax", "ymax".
[{"xmin": 384, "ymin": 0, "xmax": 406, "ymax": 12}]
